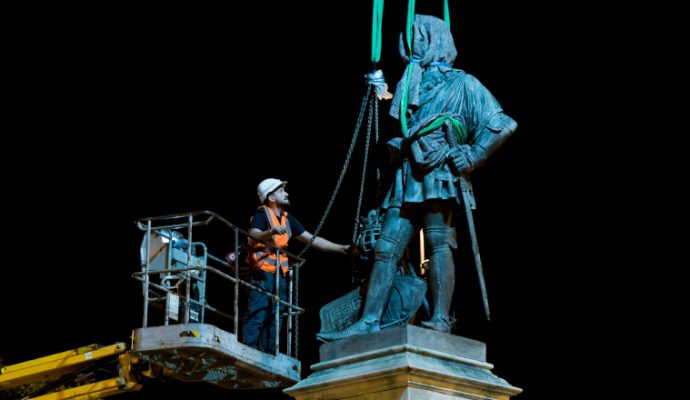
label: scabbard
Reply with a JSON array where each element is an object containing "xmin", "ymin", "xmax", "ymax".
[{"xmin": 460, "ymin": 173, "xmax": 490, "ymax": 320}]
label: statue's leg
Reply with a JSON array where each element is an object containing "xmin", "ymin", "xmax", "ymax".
[
  {"xmin": 360, "ymin": 207, "xmax": 414, "ymax": 322},
  {"xmin": 317, "ymin": 207, "xmax": 414, "ymax": 341},
  {"xmin": 421, "ymin": 201, "xmax": 456, "ymax": 333}
]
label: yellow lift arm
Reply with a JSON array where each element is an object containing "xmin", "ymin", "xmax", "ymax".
[{"xmin": 0, "ymin": 343, "xmax": 142, "ymax": 399}]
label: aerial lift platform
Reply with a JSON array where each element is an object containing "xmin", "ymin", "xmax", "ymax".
[{"xmin": 0, "ymin": 211, "xmax": 305, "ymax": 398}]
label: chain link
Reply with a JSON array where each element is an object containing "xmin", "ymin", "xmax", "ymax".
[
  {"xmin": 294, "ymin": 85, "xmax": 374, "ymax": 357},
  {"xmin": 374, "ymin": 95, "xmax": 381, "ymax": 201},
  {"xmin": 351, "ymin": 92, "xmax": 375, "ymax": 246},
  {"xmin": 351, "ymin": 93, "xmax": 376, "ymax": 287},
  {"xmin": 297, "ymin": 85, "xmax": 373, "ymax": 258}
]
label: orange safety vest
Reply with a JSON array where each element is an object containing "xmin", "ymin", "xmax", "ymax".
[{"xmin": 248, "ymin": 206, "xmax": 292, "ymax": 275}]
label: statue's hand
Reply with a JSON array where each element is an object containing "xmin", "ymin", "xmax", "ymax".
[{"xmin": 448, "ymin": 145, "xmax": 472, "ymax": 175}]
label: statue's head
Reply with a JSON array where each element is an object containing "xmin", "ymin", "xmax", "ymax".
[{"xmin": 399, "ymin": 14, "xmax": 457, "ymax": 67}]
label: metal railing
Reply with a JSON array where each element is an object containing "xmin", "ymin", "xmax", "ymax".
[{"xmin": 133, "ymin": 211, "xmax": 306, "ymax": 358}]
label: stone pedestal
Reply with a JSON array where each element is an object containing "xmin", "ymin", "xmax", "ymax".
[{"xmin": 284, "ymin": 325, "xmax": 521, "ymax": 400}]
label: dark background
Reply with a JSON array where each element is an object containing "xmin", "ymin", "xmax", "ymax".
[{"xmin": 1, "ymin": 1, "xmax": 600, "ymax": 399}]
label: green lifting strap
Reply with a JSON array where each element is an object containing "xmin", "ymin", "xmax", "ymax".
[
  {"xmin": 405, "ymin": 0, "xmax": 416, "ymax": 56},
  {"xmin": 400, "ymin": 0, "xmax": 416, "ymax": 134},
  {"xmin": 444, "ymin": 0, "xmax": 451, "ymax": 29},
  {"xmin": 400, "ymin": 0, "xmax": 454, "ymax": 134},
  {"xmin": 401, "ymin": 115, "xmax": 467, "ymax": 155},
  {"xmin": 371, "ymin": 0, "xmax": 384, "ymax": 63}
]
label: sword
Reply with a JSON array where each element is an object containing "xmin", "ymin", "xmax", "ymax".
[
  {"xmin": 444, "ymin": 121, "xmax": 491, "ymax": 320},
  {"xmin": 459, "ymin": 173, "xmax": 491, "ymax": 320}
]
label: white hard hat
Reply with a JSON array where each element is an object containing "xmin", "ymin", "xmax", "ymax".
[{"xmin": 257, "ymin": 178, "xmax": 287, "ymax": 203}]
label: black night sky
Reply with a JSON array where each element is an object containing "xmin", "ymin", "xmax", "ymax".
[{"xmin": 2, "ymin": 2, "xmax": 604, "ymax": 399}]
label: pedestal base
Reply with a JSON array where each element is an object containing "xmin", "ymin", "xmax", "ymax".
[{"xmin": 285, "ymin": 325, "xmax": 521, "ymax": 400}]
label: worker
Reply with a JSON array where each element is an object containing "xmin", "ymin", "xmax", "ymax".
[{"xmin": 243, "ymin": 178, "xmax": 349, "ymax": 353}]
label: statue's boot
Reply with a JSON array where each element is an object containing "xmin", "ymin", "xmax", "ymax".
[
  {"xmin": 317, "ymin": 235, "xmax": 406, "ymax": 341},
  {"xmin": 421, "ymin": 315, "xmax": 452, "ymax": 333},
  {"xmin": 316, "ymin": 319, "xmax": 380, "ymax": 341},
  {"xmin": 319, "ymin": 210, "xmax": 413, "ymax": 342},
  {"xmin": 317, "ymin": 255, "xmax": 397, "ymax": 341},
  {"xmin": 421, "ymin": 226, "xmax": 455, "ymax": 334}
]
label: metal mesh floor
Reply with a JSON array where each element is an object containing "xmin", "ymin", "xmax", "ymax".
[{"xmin": 131, "ymin": 323, "xmax": 300, "ymax": 389}]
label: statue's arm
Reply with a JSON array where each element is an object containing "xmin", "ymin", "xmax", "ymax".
[
  {"xmin": 448, "ymin": 112, "xmax": 517, "ymax": 175},
  {"xmin": 467, "ymin": 113, "xmax": 517, "ymax": 169}
]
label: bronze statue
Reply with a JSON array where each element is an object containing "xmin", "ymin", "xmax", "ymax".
[{"xmin": 319, "ymin": 14, "xmax": 516, "ymax": 340}]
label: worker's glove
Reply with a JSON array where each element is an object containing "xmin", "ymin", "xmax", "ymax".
[{"xmin": 271, "ymin": 226, "xmax": 287, "ymax": 235}]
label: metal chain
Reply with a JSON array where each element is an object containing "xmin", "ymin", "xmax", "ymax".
[
  {"xmin": 351, "ymin": 94, "xmax": 375, "ymax": 245},
  {"xmin": 297, "ymin": 85, "xmax": 372, "ymax": 259},
  {"xmin": 350, "ymin": 93, "xmax": 376, "ymax": 287},
  {"xmin": 294, "ymin": 84, "xmax": 373, "ymax": 358},
  {"xmin": 374, "ymin": 94, "xmax": 381, "ymax": 200}
]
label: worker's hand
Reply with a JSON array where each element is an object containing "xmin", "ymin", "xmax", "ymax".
[
  {"xmin": 348, "ymin": 244, "xmax": 359, "ymax": 257},
  {"xmin": 271, "ymin": 226, "xmax": 287, "ymax": 235},
  {"xmin": 339, "ymin": 244, "xmax": 351, "ymax": 256}
]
